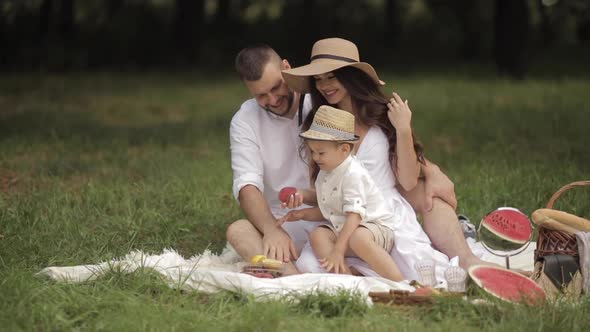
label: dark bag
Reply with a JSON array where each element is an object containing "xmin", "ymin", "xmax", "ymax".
[{"xmin": 531, "ymin": 254, "xmax": 582, "ymax": 299}]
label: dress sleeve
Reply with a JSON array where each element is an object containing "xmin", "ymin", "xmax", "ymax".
[
  {"xmin": 230, "ymin": 118, "xmax": 264, "ymax": 200},
  {"xmin": 357, "ymin": 134, "xmax": 397, "ymax": 187},
  {"xmin": 341, "ymin": 172, "xmax": 367, "ymax": 219}
]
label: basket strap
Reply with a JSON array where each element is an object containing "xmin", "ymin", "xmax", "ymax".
[{"xmin": 546, "ymin": 181, "xmax": 590, "ymax": 209}]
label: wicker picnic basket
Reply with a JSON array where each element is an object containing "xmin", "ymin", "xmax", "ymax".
[{"xmin": 534, "ymin": 181, "xmax": 590, "ymax": 262}]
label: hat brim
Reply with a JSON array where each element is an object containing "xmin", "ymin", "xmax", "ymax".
[
  {"xmin": 282, "ymin": 61, "xmax": 385, "ymax": 94},
  {"xmin": 299, "ymin": 131, "xmax": 359, "ymax": 142}
]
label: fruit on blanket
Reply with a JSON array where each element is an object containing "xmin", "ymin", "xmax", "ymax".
[
  {"xmin": 468, "ymin": 265, "xmax": 545, "ymax": 304},
  {"xmin": 243, "ymin": 271, "xmax": 275, "ymax": 278},
  {"xmin": 251, "ymin": 254, "xmax": 267, "ymax": 264},
  {"xmin": 279, "ymin": 187, "xmax": 297, "ymax": 203},
  {"xmin": 255, "ymin": 272, "xmax": 274, "ymax": 278},
  {"xmin": 481, "ymin": 208, "xmax": 532, "ymax": 244},
  {"xmin": 414, "ymin": 287, "xmax": 435, "ymax": 297},
  {"xmin": 261, "ymin": 258, "xmax": 283, "ymax": 269}
]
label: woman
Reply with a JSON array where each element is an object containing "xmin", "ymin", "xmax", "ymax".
[{"xmin": 282, "ymin": 38, "xmax": 454, "ymax": 282}]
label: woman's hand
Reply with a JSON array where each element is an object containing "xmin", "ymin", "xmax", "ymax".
[{"xmin": 387, "ymin": 92, "xmax": 412, "ymax": 133}]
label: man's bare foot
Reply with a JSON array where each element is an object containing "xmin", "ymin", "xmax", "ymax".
[{"xmin": 459, "ymin": 256, "xmax": 493, "ymax": 271}]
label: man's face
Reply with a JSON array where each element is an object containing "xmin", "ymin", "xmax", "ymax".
[{"xmin": 244, "ymin": 61, "xmax": 294, "ymax": 117}]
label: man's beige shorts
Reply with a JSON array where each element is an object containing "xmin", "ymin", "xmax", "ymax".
[{"xmin": 320, "ymin": 222, "xmax": 394, "ymax": 253}]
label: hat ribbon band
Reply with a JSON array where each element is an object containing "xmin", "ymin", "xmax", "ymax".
[
  {"xmin": 308, "ymin": 123, "xmax": 354, "ymax": 140},
  {"xmin": 310, "ymin": 54, "xmax": 357, "ymax": 63}
]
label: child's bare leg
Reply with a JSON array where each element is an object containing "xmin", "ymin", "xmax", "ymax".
[
  {"xmin": 348, "ymin": 227, "xmax": 404, "ymax": 281},
  {"xmin": 310, "ymin": 227, "xmax": 351, "ymax": 274}
]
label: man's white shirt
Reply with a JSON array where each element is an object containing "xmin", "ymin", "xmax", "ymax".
[{"xmin": 230, "ymin": 96, "xmax": 312, "ymax": 218}]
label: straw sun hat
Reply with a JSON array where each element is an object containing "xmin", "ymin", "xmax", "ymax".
[
  {"xmin": 300, "ymin": 105, "xmax": 359, "ymax": 142},
  {"xmin": 282, "ymin": 38, "xmax": 385, "ymax": 93}
]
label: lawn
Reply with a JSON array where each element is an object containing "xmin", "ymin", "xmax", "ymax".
[{"xmin": 1, "ymin": 71, "xmax": 589, "ymax": 331}]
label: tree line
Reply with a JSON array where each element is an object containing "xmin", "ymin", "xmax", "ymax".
[{"xmin": 1, "ymin": 0, "xmax": 588, "ymax": 78}]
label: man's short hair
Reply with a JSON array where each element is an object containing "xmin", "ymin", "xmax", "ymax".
[{"xmin": 235, "ymin": 44, "xmax": 281, "ymax": 81}]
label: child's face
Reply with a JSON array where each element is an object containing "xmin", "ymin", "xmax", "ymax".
[{"xmin": 307, "ymin": 140, "xmax": 351, "ymax": 172}]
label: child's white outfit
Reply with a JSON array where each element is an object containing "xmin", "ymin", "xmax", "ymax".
[
  {"xmin": 315, "ymin": 154, "xmax": 395, "ymax": 252},
  {"xmin": 297, "ymin": 126, "xmax": 450, "ymax": 284},
  {"xmin": 315, "ymin": 154, "xmax": 395, "ymax": 232}
]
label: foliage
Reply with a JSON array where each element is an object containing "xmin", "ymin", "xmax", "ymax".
[{"xmin": 1, "ymin": 0, "xmax": 590, "ymax": 70}]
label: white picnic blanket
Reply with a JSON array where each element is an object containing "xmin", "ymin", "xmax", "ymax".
[
  {"xmin": 468, "ymin": 239, "xmax": 536, "ymax": 271},
  {"xmin": 37, "ymin": 246, "xmax": 414, "ymax": 304},
  {"xmin": 38, "ymin": 240, "xmax": 536, "ymax": 302}
]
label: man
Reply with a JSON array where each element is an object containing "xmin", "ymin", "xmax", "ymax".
[{"xmin": 227, "ymin": 44, "xmax": 483, "ymax": 274}]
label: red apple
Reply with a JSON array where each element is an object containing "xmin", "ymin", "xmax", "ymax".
[{"xmin": 278, "ymin": 187, "xmax": 297, "ymax": 203}]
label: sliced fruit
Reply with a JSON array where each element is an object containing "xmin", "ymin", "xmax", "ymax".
[
  {"xmin": 469, "ymin": 265, "xmax": 545, "ymax": 304},
  {"xmin": 481, "ymin": 208, "xmax": 532, "ymax": 244},
  {"xmin": 261, "ymin": 258, "xmax": 283, "ymax": 269}
]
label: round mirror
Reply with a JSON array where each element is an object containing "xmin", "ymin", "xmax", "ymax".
[{"xmin": 477, "ymin": 207, "xmax": 533, "ymax": 269}]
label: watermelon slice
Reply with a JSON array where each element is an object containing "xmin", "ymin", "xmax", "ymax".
[
  {"xmin": 480, "ymin": 207, "xmax": 532, "ymax": 244},
  {"xmin": 469, "ymin": 265, "xmax": 545, "ymax": 304}
]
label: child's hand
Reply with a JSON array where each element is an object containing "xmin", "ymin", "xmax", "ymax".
[
  {"xmin": 280, "ymin": 189, "xmax": 304, "ymax": 209},
  {"xmin": 276, "ymin": 210, "xmax": 305, "ymax": 226},
  {"xmin": 319, "ymin": 252, "xmax": 351, "ymax": 274},
  {"xmin": 387, "ymin": 92, "xmax": 412, "ymax": 132}
]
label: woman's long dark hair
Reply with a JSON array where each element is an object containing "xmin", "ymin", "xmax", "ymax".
[{"xmin": 301, "ymin": 66, "xmax": 425, "ymax": 182}]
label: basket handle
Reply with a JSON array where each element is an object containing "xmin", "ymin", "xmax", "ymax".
[{"xmin": 546, "ymin": 181, "xmax": 590, "ymax": 209}]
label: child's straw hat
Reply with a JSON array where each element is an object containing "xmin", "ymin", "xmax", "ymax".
[
  {"xmin": 300, "ymin": 105, "xmax": 359, "ymax": 142},
  {"xmin": 282, "ymin": 38, "xmax": 385, "ymax": 93}
]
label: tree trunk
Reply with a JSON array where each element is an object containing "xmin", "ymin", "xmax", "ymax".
[
  {"xmin": 106, "ymin": 0, "xmax": 123, "ymax": 19},
  {"xmin": 59, "ymin": 0, "xmax": 74, "ymax": 43},
  {"xmin": 38, "ymin": 0, "xmax": 53, "ymax": 43},
  {"xmin": 214, "ymin": 0, "xmax": 231, "ymax": 27},
  {"xmin": 302, "ymin": 0, "xmax": 316, "ymax": 49},
  {"xmin": 536, "ymin": 0, "xmax": 554, "ymax": 46},
  {"xmin": 0, "ymin": 0, "xmax": 4, "ymax": 67},
  {"xmin": 494, "ymin": 0, "xmax": 530, "ymax": 79},
  {"xmin": 454, "ymin": 0, "xmax": 481, "ymax": 61},
  {"xmin": 174, "ymin": 0, "xmax": 204, "ymax": 64},
  {"xmin": 385, "ymin": 0, "xmax": 401, "ymax": 46}
]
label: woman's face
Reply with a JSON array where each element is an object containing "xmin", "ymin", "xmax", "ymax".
[{"xmin": 313, "ymin": 72, "xmax": 349, "ymax": 106}]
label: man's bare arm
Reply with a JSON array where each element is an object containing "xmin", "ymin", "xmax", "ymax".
[{"xmin": 238, "ymin": 184, "xmax": 298, "ymax": 262}]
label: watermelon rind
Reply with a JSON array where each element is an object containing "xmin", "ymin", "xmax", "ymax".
[
  {"xmin": 468, "ymin": 265, "xmax": 545, "ymax": 304},
  {"xmin": 480, "ymin": 208, "xmax": 531, "ymax": 244}
]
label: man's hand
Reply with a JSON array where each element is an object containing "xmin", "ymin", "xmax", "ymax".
[
  {"xmin": 262, "ymin": 225, "xmax": 298, "ymax": 263},
  {"xmin": 423, "ymin": 163, "xmax": 457, "ymax": 211}
]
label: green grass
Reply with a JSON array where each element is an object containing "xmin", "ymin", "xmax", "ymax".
[{"xmin": 1, "ymin": 71, "xmax": 589, "ymax": 331}]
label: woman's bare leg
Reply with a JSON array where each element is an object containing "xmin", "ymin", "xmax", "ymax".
[{"xmin": 400, "ymin": 182, "xmax": 485, "ymax": 270}]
